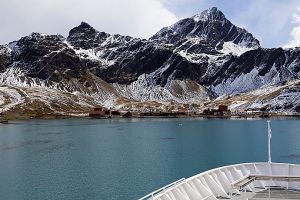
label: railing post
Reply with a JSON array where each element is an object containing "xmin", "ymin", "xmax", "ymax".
[{"xmin": 267, "ymin": 120, "xmax": 272, "ymax": 163}]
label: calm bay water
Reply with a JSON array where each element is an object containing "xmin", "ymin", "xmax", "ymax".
[{"xmin": 0, "ymin": 118, "xmax": 300, "ymax": 200}]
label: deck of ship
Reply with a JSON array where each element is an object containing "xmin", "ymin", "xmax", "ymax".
[
  {"xmin": 232, "ymin": 187, "xmax": 300, "ymax": 200},
  {"xmin": 139, "ymin": 163, "xmax": 300, "ymax": 200}
]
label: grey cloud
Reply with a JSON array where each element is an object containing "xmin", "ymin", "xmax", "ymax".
[{"xmin": 0, "ymin": 0, "xmax": 178, "ymax": 44}]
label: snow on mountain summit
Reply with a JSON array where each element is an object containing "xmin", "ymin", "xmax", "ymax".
[
  {"xmin": 151, "ymin": 7, "xmax": 260, "ymax": 49},
  {"xmin": 193, "ymin": 7, "xmax": 225, "ymax": 22}
]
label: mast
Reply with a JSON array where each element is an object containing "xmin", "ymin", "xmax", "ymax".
[{"xmin": 267, "ymin": 120, "xmax": 272, "ymax": 163}]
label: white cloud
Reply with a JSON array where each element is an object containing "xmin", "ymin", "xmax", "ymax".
[
  {"xmin": 284, "ymin": 7, "xmax": 300, "ymax": 48},
  {"xmin": 0, "ymin": 0, "xmax": 178, "ymax": 44},
  {"xmin": 229, "ymin": 0, "xmax": 299, "ymax": 48},
  {"xmin": 292, "ymin": 14, "xmax": 300, "ymax": 23},
  {"xmin": 284, "ymin": 27, "xmax": 300, "ymax": 48}
]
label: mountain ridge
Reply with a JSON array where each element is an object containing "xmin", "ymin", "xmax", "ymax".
[{"xmin": 1, "ymin": 7, "xmax": 300, "ymax": 117}]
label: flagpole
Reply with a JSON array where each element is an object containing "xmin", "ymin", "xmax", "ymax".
[{"xmin": 267, "ymin": 120, "xmax": 272, "ymax": 163}]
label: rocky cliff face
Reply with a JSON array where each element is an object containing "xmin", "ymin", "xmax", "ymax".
[
  {"xmin": 151, "ymin": 7, "xmax": 260, "ymax": 49},
  {"xmin": 0, "ymin": 7, "xmax": 300, "ymax": 116},
  {"xmin": 0, "ymin": 45, "xmax": 11, "ymax": 72}
]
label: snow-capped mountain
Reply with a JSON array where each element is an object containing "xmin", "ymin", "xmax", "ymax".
[
  {"xmin": 1, "ymin": 7, "xmax": 300, "ymax": 117},
  {"xmin": 151, "ymin": 7, "xmax": 260, "ymax": 49}
]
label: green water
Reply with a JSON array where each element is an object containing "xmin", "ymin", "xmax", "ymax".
[{"xmin": 0, "ymin": 118, "xmax": 299, "ymax": 200}]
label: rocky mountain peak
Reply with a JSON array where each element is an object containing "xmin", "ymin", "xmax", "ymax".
[
  {"xmin": 151, "ymin": 7, "xmax": 260, "ymax": 49},
  {"xmin": 193, "ymin": 7, "xmax": 225, "ymax": 22},
  {"xmin": 67, "ymin": 22, "xmax": 110, "ymax": 49},
  {"xmin": 13, "ymin": 33, "xmax": 66, "ymax": 61},
  {"xmin": 69, "ymin": 22, "xmax": 98, "ymax": 37},
  {"xmin": 79, "ymin": 21, "xmax": 94, "ymax": 29}
]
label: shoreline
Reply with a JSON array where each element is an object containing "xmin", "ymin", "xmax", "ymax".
[{"xmin": 1, "ymin": 113, "xmax": 300, "ymax": 121}]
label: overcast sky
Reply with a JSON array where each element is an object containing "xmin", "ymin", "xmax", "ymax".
[{"xmin": 1, "ymin": 0, "xmax": 300, "ymax": 48}]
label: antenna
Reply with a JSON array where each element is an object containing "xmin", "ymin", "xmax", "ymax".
[{"xmin": 267, "ymin": 120, "xmax": 272, "ymax": 163}]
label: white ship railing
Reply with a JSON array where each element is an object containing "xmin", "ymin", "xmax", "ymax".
[
  {"xmin": 138, "ymin": 178, "xmax": 186, "ymax": 200},
  {"xmin": 139, "ymin": 162, "xmax": 300, "ymax": 200}
]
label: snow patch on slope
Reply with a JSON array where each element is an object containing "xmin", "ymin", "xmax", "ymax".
[
  {"xmin": 211, "ymin": 64, "xmax": 286, "ymax": 96},
  {"xmin": 214, "ymin": 79, "xmax": 300, "ymax": 114},
  {"xmin": 0, "ymin": 86, "xmax": 25, "ymax": 113},
  {"xmin": 113, "ymin": 73, "xmax": 210, "ymax": 104},
  {"xmin": 219, "ymin": 42, "xmax": 254, "ymax": 56}
]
